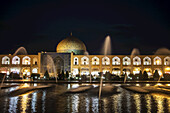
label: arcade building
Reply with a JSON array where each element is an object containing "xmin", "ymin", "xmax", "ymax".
[{"xmin": 0, "ymin": 34, "xmax": 170, "ymax": 78}]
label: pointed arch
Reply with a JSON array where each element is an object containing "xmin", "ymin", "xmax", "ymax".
[{"xmin": 2, "ymin": 56, "xmax": 10, "ymax": 64}]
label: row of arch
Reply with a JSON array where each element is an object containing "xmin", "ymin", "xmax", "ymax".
[
  {"xmin": 73, "ymin": 67, "xmax": 169, "ymax": 76},
  {"xmin": 1, "ymin": 56, "xmax": 38, "ymax": 65},
  {"xmin": 74, "ymin": 56, "xmax": 170, "ymax": 66},
  {"xmin": 0, "ymin": 67, "xmax": 39, "ymax": 75}
]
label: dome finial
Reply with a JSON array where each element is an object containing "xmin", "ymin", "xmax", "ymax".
[{"xmin": 70, "ymin": 32, "xmax": 72, "ymax": 36}]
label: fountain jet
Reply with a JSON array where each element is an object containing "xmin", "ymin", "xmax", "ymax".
[
  {"xmin": 102, "ymin": 36, "xmax": 112, "ymax": 55},
  {"xmin": 42, "ymin": 55, "xmax": 57, "ymax": 83},
  {"xmin": 154, "ymin": 48, "xmax": 170, "ymax": 55},
  {"xmin": 99, "ymin": 36, "xmax": 112, "ymax": 100},
  {"xmin": 124, "ymin": 48, "xmax": 140, "ymax": 83},
  {"xmin": 13, "ymin": 47, "xmax": 28, "ymax": 55}
]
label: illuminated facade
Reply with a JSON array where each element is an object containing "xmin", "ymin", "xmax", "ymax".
[
  {"xmin": 0, "ymin": 35, "xmax": 169, "ymax": 78},
  {"xmin": 0, "ymin": 54, "xmax": 39, "ymax": 77},
  {"xmin": 71, "ymin": 54, "xmax": 170, "ymax": 77}
]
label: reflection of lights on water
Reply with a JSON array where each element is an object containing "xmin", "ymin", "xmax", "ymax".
[
  {"xmin": 155, "ymin": 83, "xmax": 163, "ymax": 86},
  {"xmin": 103, "ymin": 98, "xmax": 108, "ymax": 113},
  {"xmin": 85, "ymin": 97, "xmax": 89, "ymax": 113},
  {"xmin": 31, "ymin": 92, "xmax": 37, "ymax": 112},
  {"xmin": 82, "ymin": 83, "xmax": 90, "ymax": 86},
  {"xmin": 151, "ymin": 93, "xmax": 170, "ymax": 112},
  {"xmin": 68, "ymin": 84, "xmax": 71, "ymax": 89},
  {"xmin": 21, "ymin": 83, "xmax": 30, "ymax": 88},
  {"xmin": 168, "ymin": 98, "xmax": 170, "ymax": 113},
  {"xmin": 8, "ymin": 96, "xmax": 18, "ymax": 113},
  {"xmin": 145, "ymin": 94, "xmax": 151, "ymax": 113},
  {"xmin": 136, "ymin": 84, "xmax": 140, "ymax": 86},
  {"xmin": 9, "ymin": 87, "xmax": 18, "ymax": 92},
  {"xmin": 133, "ymin": 94, "xmax": 141, "ymax": 113},
  {"xmin": 71, "ymin": 84, "xmax": 79, "ymax": 88},
  {"xmin": 72, "ymin": 94, "xmax": 79, "ymax": 113},
  {"xmin": 33, "ymin": 83, "xmax": 37, "ymax": 86},
  {"xmin": 21, "ymin": 93, "xmax": 29, "ymax": 113},
  {"xmin": 152, "ymin": 93, "xmax": 164, "ymax": 113},
  {"xmin": 111, "ymin": 93, "xmax": 122, "ymax": 113},
  {"xmin": 42, "ymin": 91, "xmax": 46, "ymax": 113},
  {"xmin": 146, "ymin": 84, "xmax": 150, "ymax": 86},
  {"xmin": 166, "ymin": 84, "xmax": 170, "ymax": 86},
  {"xmin": 92, "ymin": 97, "xmax": 99, "ymax": 112},
  {"xmin": 126, "ymin": 91, "xmax": 131, "ymax": 113},
  {"xmin": 92, "ymin": 85, "xmax": 98, "ymax": 88}
]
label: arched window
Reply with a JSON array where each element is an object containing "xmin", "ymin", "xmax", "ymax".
[
  {"xmin": 12, "ymin": 56, "xmax": 20, "ymax": 64},
  {"xmin": 164, "ymin": 56, "xmax": 170, "ymax": 65},
  {"xmin": 22, "ymin": 56, "xmax": 31, "ymax": 65},
  {"xmin": 33, "ymin": 57, "xmax": 38, "ymax": 65},
  {"xmin": 112, "ymin": 56, "xmax": 120, "ymax": 65},
  {"xmin": 2, "ymin": 56, "xmax": 10, "ymax": 64},
  {"xmin": 123, "ymin": 56, "xmax": 131, "ymax": 65},
  {"xmin": 92, "ymin": 56, "xmax": 99, "ymax": 65},
  {"xmin": 81, "ymin": 56, "xmax": 89, "ymax": 65},
  {"xmin": 133, "ymin": 56, "xmax": 141, "ymax": 65},
  {"xmin": 143, "ymin": 56, "xmax": 151, "ymax": 65},
  {"xmin": 32, "ymin": 68, "xmax": 38, "ymax": 73},
  {"xmin": 154, "ymin": 56, "xmax": 162, "ymax": 65},
  {"xmin": 102, "ymin": 56, "xmax": 110, "ymax": 65},
  {"xmin": 74, "ymin": 57, "xmax": 79, "ymax": 65}
]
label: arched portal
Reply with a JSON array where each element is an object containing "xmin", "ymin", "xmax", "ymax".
[{"xmin": 54, "ymin": 56, "xmax": 64, "ymax": 74}]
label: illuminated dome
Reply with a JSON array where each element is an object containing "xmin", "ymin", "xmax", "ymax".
[{"xmin": 56, "ymin": 34, "xmax": 86, "ymax": 55}]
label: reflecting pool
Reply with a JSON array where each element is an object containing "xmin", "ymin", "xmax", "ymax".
[{"xmin": 0, "ymin": 83, "xmax": 170, "ymax": 113}]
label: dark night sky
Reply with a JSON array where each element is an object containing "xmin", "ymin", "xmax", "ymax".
[{"xmin": 0, "ymin": 0, "xmax": 170, "ymax": 55}]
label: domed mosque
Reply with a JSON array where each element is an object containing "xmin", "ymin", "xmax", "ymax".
[
  {"xmin": 56, "ymin": 33, "xmax": 86, "ymax": 55},
  {"xmin": 0, "ymin": 33, "xmax": 170, "ymax": 80}
]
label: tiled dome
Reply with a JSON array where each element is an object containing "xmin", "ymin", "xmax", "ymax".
[{"xmin": 56, "ymin": 35, "xmax": 86, "ymax": 55}]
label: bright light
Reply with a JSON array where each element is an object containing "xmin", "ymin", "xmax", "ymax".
[
  {"xmin": 155, "ymin": 83, "xmax": 163, "ymax": 86},
  {"xmin": 145, "ymin": 68, "xmax": 150, "ymax": 71},
  {"xmin": 136, "ymin": 84, "xmax": 140, "ymax": 86},
  {"xmin": 21, "ymin": 83, "xmax": 30, "ymax": 88},
  {"xmin": 166, "ymin": 84, "xmax": 170, "ymax": 86},
  {"xmin": 165, "ymin": 67, "xmax": 170, "ymax": 74},
  {"xmin": 146, "ymin": 84, "xmax": 150, "ymax": 86}
]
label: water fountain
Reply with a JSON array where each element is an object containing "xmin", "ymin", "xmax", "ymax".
[
  {"xmin": 13, "ymin": 47, "xmax": 27, "ymax": 81},
  {"xmin": 101, "ymin": 36, "xmax": 112, "ymax": 55},
  {"xmin": 99, "ymin": 36, "xmax": 112, "ymax": 100},
  {"xmin": 154, "ymin": 48, "xmax": 170, "ymax": 55},
  {"xmin": 0, "ymin": 74, "xmax": 7, "ymax": 90},
  {"xmin": 44, "ymin": 55, "xmax": 57, "ymax": 83},
  {"xmin": 124, "ymin": 48, "xmax": 140, "ymax": 83},
  {"xmin": 13, "ymin": 47, "xmax": 28, "ymax": 55}
]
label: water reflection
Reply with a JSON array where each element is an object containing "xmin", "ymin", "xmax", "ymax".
[
  {"xmin": 85, "ymin": 97, "xmax": 90, "ymax": 112},
  {"xmin": 145, "ymin": 94, "xmax": 152, "ymax": 113},
  {"xmin": 133, "ymin": 94, "xmax": 141, "ymax": 113},
  {"xmin": 21, "ymin": 93, "xmax": 30, "ymax": 113},
  {"xmin": 168, "ymin": 98, "xmax": 170, "ymax": 113},
  {"xmin": 31, "ymin": 92, "xmax": 37, "ymax": 112},
  {"xmin": 125, "ymin": 91, "xmax": 131, "ymax": 113},
  {"xmin": 42, "ymin": 91, "xmax": 46, "ymax": 113},
  {"xmin": 111, "ymin": 93, "xmax": 122, "ymax": 113},
  {"xmin": 103, "ymin": 98, "xmax": 108, "ymax": 113},
  {"xmin": 8, "ymin": 96, "xmax": 18, "ymax": 113},
  {"xmin": 92, "ymin": 97, "xmax": 99, "ymax": 112},
  {"xmin": 152, "ymin": 93, "xmax": 165, "ymax": 113},
  {"xmin": 0, "ymin": 83, "xmax": 170, "ymax": 113},
  {"xmin": 71, "ymin": 84, "xmax": 79, "ymax": 89},
  {"xmin": 71, "ymin": 94, "xmax": 79, "ymax": 113}
]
